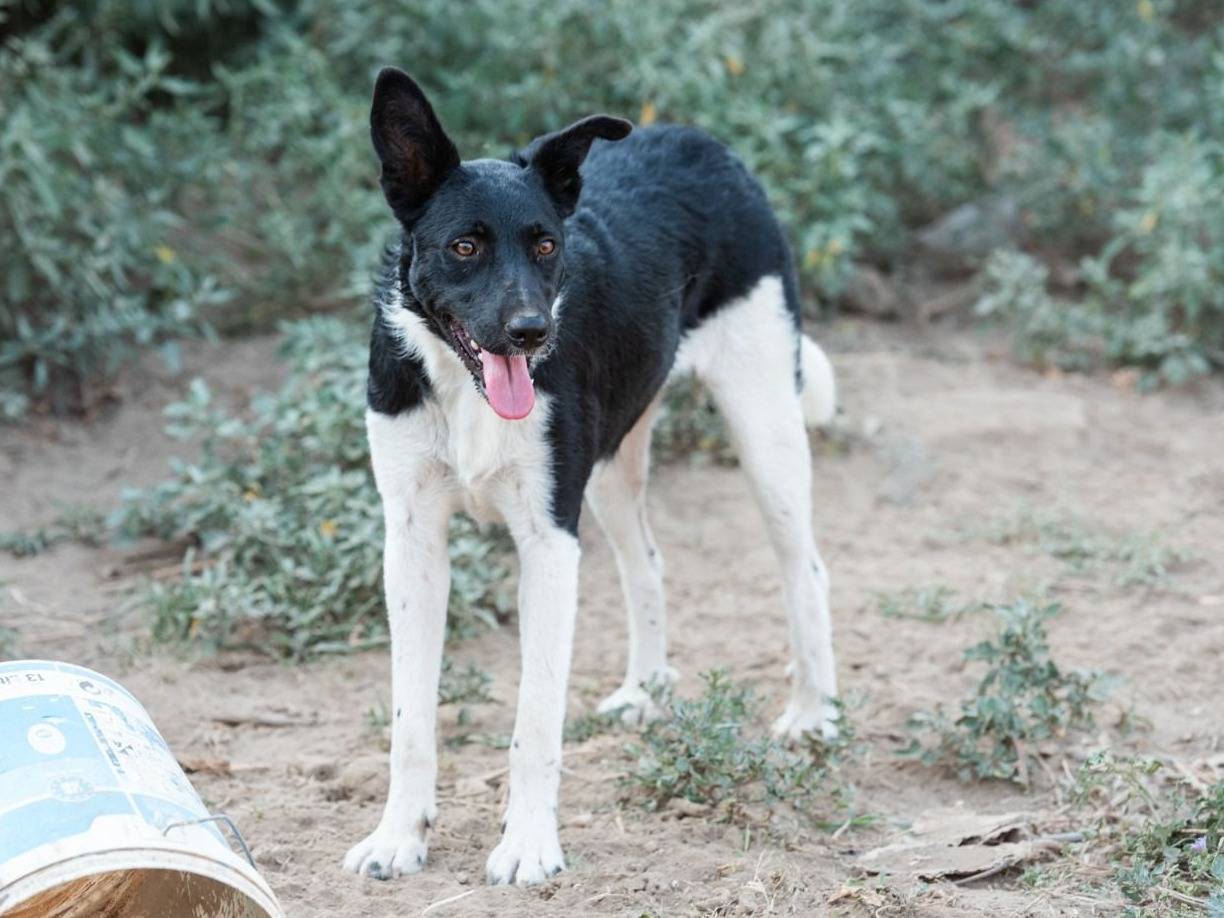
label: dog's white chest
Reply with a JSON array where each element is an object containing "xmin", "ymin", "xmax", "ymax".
[
  {"xmin": 432, "ymin": 382, "xmax": 553, "ymax": 529},
  {"xmin": 442, "ymin": 388, "xmax": 518, "ymax": 521},
  {"xmin": 376, "ymin": 299, "xmax": 555, "ymax": 533}
]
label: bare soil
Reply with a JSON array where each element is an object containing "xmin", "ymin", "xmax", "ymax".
[{"xmin": 2, "ymin": 319, "xmax": 1222, "ymax": 917}]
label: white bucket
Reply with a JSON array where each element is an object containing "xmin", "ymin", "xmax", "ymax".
[{"xmin": 0, "ymin": 660, "xmax": 284, "ymax": 917}]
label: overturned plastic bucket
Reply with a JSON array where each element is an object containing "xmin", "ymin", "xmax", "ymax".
[{"xmin": 0, "ymin": 660, "xmax": 284, "ymax": 917}]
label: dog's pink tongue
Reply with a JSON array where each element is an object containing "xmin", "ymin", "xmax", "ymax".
[{"xmin": 480, "ymin": 351, "xmax": 535, "ymax": 420}]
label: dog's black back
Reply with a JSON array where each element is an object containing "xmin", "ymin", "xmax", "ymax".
[{"xmin": 522, "ymin": 125, "xmax": 800, "ymax": 527}]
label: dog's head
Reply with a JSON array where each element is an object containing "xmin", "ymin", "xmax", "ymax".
[{"xmin": 370, "ymin": 67, "xmax": 632, "ymax": 420}]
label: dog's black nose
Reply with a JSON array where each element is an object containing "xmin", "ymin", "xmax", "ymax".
[{"xmin": 505, "ymin": 311, "xmax": 550, "ymax": 350}]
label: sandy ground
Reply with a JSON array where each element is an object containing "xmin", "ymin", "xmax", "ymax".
[{"xmin": 2, "ymin": 318, "xmax": 1223, "ymax": 917}]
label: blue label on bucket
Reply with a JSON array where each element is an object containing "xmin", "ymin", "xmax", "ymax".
[
  {"xmin": 0, "ymin": 695, "xmax": 139, "ymax": 862},
  {"xmin": 0, "ymin": 662, "xmax": 225, "ymax": 864}
]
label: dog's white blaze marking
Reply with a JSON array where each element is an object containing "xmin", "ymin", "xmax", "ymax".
[{"xmin": 674, "ymin": 275, "xmax": 839, "ymax": 737}]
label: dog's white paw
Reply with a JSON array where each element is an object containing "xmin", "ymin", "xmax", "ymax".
[
  {"xmin": 485, "ymin": 817, "xmax": 565, "ymax": 886},
  {"xmin": 596, "ymin": 668, "xmax": 678, "ymax": 725},
  {"xmin": 771, "ymin": 701, "xmax": 839, "ymax": 744},
  {"xmin": 343, "ymin": 808, "xmax": 434, "ymax": 880},
  {"xmin": 596, "ymin": 683, "xmax": 661, "ymax": 724}
]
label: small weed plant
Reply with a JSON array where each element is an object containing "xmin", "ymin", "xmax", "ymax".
[
  {"xmin": 0, "ymin": 506, "xmax": 105, "ymax": 558},
  {"xmin": 625, "ymin": 670, "xmax": 853, "ymax": 818},
  {"xmin": 437, "ymin": 657, "xmax": 494, "ymax": 706},
  {"xmin": 1070, "ymin": 752, "xmax": 1224, "ymax": 914},
  {"xmin": 904, "ymin": 600, "xmax": 1107, "ymax": 784},
  {"xmin": 563, "ymin": 709, "xmax": 624, "ymax": 745},
  {"xmin": 1118, "ymin": 780, "xmax": 1224, "ymax": 913},
  {"xmin": 982, "ymin": 511, "xmax": 1189, "ymax": 589},
  {"xmin": 876, "ymin": 586, "xmax": 986, "ymax": 623}
]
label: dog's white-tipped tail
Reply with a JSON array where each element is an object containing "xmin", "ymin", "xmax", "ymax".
[{"xmin": 800, "ymin": 335, "xmax": 837, "ymax": 428}]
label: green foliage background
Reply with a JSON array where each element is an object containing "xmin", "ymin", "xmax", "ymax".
[{"xmin": 3, "ymin": 0, "xmax": 1224, "ymax": 413}]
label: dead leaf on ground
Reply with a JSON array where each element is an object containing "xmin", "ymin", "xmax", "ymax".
[
  {"xmin": 177, "ymin": 754, "xmax": 231, "ymax": 776},
  {"xmin": 664, "ymin": 797, "xmax": 710, "ymax": 819},
  {"xmin": 828, "ymin": 884, "xmax": 886, "ymax": 907},
  {"xmin": 858, "ymin": 807, "xmax": 1039, "ymax": 881}
]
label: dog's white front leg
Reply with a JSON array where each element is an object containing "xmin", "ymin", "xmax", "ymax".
[
  {"xmin": 345, "ymin": 410, "xmax": 452, "ymax": 880},
  {"xmin": 486, "ymin": 527, "xmax": 581, "ymax": 885}
]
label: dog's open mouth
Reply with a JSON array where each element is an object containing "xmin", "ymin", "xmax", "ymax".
[{"xmin": 446, "ymin": 317, "xmax": 536, "ymax": 421}]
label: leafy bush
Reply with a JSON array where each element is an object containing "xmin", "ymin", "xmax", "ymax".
[
  {"xmin": 0, "ymin": 31, "xmax": 227, "ymax": 415},
  {"xmin": 904, "ymin": 600, "xmax": 1107, "ymax": 785},
  {"xmin": 974, "ymin": 251, "xmax": 1109, "ymax": 372},
  {"xmin": 113, "ymin": 316, "xmax": 512, "ymax": 659},
  {"xmin": 8, "ymin": 0, "xmax": 1224, "ymax": 412}
]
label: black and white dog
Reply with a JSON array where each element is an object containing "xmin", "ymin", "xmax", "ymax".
[{"xmin": 345, "ymin": 68, "xmax": 839, "ymax": 886}]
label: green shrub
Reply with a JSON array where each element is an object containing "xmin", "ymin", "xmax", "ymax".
[
  {"xmin": 979, "ymin": 137, "xmax": 1224, "ymax": 386},
  {"xmin": 11, "ymin": 0, "xmax": 1224, "ymax": 412},
  {"xmin": 903, "ymin": 600, "xmax": 1107, "ymax": 785},
  {"xmin": 0, "ymin": 31, "xmax": 226, "ymax": 415},
  {"xmin": 1085, "ymin": 134, "xmax": 1224, "ymax": 385},
  {"xmin": 974, "ymin": 251, "xmax": 1109, "ymax": 372},
  {"xmin": 113, "ymin": 316, "xmax": 512, "ymax": 659}
]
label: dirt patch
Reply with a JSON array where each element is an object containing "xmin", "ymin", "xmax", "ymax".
[{"xmin": 3, "ymin": 320, "xmax": 1222, "ymax": 916}]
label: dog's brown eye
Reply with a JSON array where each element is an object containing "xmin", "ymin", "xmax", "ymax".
[
  {"xmin": 451, "ymin": 239, "xmax": 477, "ymax": 257},
  {"xmin": 537, "ymin": 238, "xmax": 556, "ymax": 257}
]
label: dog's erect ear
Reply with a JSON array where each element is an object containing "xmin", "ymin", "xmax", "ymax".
[
  {"xmin": 521, "ymin": 115, "xmax": 633, "ymax": 218},
  {"xmin": 370, "ymin": 68, "xmax": 460, "ymax": 222}
]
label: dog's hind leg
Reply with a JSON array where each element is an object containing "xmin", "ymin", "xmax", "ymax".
[
  {"xmin": 585, "ymin": 398, "xmax": 676, "ymax": 723},
  {"xmin": 344, "ymin": 408, "xmax": 453, "ymax": 879},
  {"xmin": 694, "ymin": 275, "xmax": 839, "ymax": 740}
]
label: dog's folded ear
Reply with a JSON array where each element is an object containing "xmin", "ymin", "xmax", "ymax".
[
  {"xmin": 370, "ymin": 68, "xmax": 461, "ymax": 222},
  {"xmin": 520, "ymin": 115, "xmax": 634, "ymax": 218}
]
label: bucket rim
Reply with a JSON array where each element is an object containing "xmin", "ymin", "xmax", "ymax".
[
  {"xmin": 0, "ymin": 843, "xmax": 285, "ymax": 918},
  {"xmin": 0, "ymin": 659, "xmax": 143, "ymax": 706}
]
